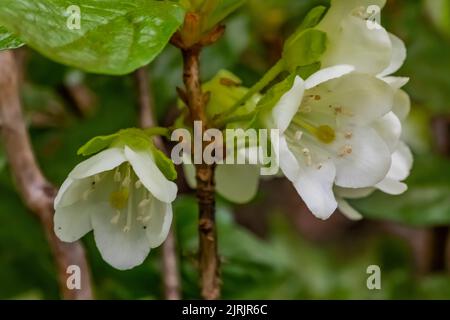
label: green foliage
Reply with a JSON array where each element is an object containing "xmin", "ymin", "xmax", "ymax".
[
  {"xmin": 0, "ymin": 0, "xmax": 185, "ymax": 75},
  {"xmin": 0, "ymin": 26, "xmax": 24, "ymax": 51},
  {"xmin": 77, "ymin": 133, "xmax": 120, "ymax": 156},
  {"xmin": 352, "ymin": 155, "xmax": 450, "ymax": 226},
  {"xmin": 203, "ymin": 0, "xmax": 246, "ymax": 31},
  {"xmin": 282, "ymin": 29, "xmax": 327, "ymax": 72}
]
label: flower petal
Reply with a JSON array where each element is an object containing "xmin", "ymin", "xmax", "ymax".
[
  {"xmin": 379, "ymin": 33, "xmax": 407, "ymax": 77},
  {"xmin": 278, "ymin": 137, "xmax": 337, "ymax": 219},
  {"xmin": 376, "ymin": 178, "xmax": 407, "ymax": 195},
  {"xmin": 145, "ymin": 199, "xmax": 173, "ymax": 248},
  {"xmin": 91, "ymin": 206, "xmax": 150, "ymax": 270},
  {"xmin": 272, "ymin": 76, "xmax": 305, "ymax": 133},
  {"xmin": 54, "ymin": 202, "xmax": 103, "ymax": 242},
  {"xmin": 373, "ymin": 112, "xmax": 402, "ymax": 152},
  {"xmin": 335, "ymin": 186, "xmax": 375, "ymax": 199},
  {"xmin": 304, "ymin": 65, "xmax": 354, "ymax": 89},
  {"xmin": 124, "ymin": 146, "xmax": 177, "ymax": 203},
  {"xmin": 333, "ymin": 126, "xmax": 391, "ymax": 188},
  {"xmin": 69, "ymin": 148, "xmax": 126, "ymax": 180},
  {"xmin": 216, "ymin": 164, "xmax": 260, "ymax": 204},
  {"xmin": 306, "ymin": 73, "xmax": 394, "ymax": 126},
  {"xmin": 393, "ymin": 89, "xmax": 411, "ymax": 120},
  {"xmin": 337, "ymin": 198, "xmax": 363, "ymax": 221},
  {"xmin": 320, "ymin": 14, "xmax": 392, "ymax": 75}
]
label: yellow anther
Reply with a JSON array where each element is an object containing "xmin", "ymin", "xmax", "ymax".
[
  {"xmin": 315, "ymin": 125, "xmax": 336, "ymax": 144},
  {"xmin": 109, "ymin": 188, "xmax": 129, "ymax": 210}
]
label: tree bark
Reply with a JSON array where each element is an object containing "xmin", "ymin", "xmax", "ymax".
[{"xmin": 0, "ymin": 50, "xmax": 92, "ymax": 299}]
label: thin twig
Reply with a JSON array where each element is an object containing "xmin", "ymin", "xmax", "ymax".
[
  {"xmin": 133, "ymin": 66, "xmax": 182, "ymax": 300},
  {"xmin": 181, "ymin": 44, "xmax": 220, "ymax": 300},
  {"xmin": 0, "ymin": 50, "xmax": 92, "ymax": 299}
]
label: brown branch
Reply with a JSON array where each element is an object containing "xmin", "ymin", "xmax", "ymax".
[
  {"xmin": 0, "ymin": 50, "xmax": 92, "ymax": 299},
  {"xmin": 179, "ymin": 43, "xmax": 220, "ymax": 300},
  {"xmin": 133, "ymin": 67, "xmax": 182, "ymax": 300}
]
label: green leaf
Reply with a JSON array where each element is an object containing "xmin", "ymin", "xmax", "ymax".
[
  {"xmin": 203, "ymin": 0, "xmax": 246, "ymax": 31},
  {"xmin": 283, "ymin": 28, "xmax": 327, "ymax": 72},
  {"xmin": 256, "ymin": 63, "xmax": 320, "ymax": 112},
  {"xmin": 290, "ymin": 5, "xmax": 327, "ymax": 42},
  {"xmin": 151, "ymin": 146, "xmax": 177, "ymax": 181},
  {"xmin": 0, "ymin": 26, "xmax": 24, "ymax": 51},
  {"xmin": 0, "ymin": 1, "xmax": 185, "ymax": 75},
  {"xmin": 352, "ymin": 155, "xmax": 450, "ymax": 226},
  {"xmin": 203, "ymin": 69, "xmax": 250, "ymax": 117},
  {"xmin": 77, "ymin": 133, "xmax": 120, "ymax": 156}
]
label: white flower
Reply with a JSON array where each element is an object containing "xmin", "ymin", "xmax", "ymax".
[
  {"xmin": 317, "ymin": 0, "xmax": 402, "ymax": 76},
  {"xmin": 269, "ymin": 65, "xmax": 397, "ymax": 219},
  {"xmin": 54, "ymin": 146, "xmax": 177, "ymax": 270}
]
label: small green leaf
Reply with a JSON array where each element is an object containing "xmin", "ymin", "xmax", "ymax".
[
  {"xmin": 283, "ymin": 29, "xmax": 327, "ymax": 72},
  {"xmin": 203, "ymin": 69, "xmax": 250, "ymax": 117},
  {"xmin": 151, "ymin": 146, "xmax": 177, "ymax": 181},
  {"xmin": 77, "ymin": 133, "xmax": 120, "ymax": 156},
  {"xmin": 0, "ymin": 26, "xmax": 24, "ymax": 51},
  {"xmin": 257, "ymin": 63, "xmax": 320, "ymax": 111},
  {"xmin": 288, "ymin": 5, "xmax": 327, "ymax": 44},
  {"xmin": 203, "ymin": 0, "xmax": 246, "ymax": 31},
  {"xmin": 0, "ymin": 0, "xmax": 185, "ymax": 75}
]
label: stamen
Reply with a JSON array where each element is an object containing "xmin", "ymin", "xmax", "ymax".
[
  {"xmin": 295, "ymin": 130, "xmax": 303, "ymax": 141},
  {"xmin": 123, "ymin": 190, "xmax": 133, "ymax": 232},
  {"xmin": 111, "ymin": 210, "xmax": 121, "ymax": 224},
  {"xmin": 302, "ymin": 148, "xmax": 312, "ymax": 166},
  {"xmin": 339, "ymin": 145, "xmax": 353, "ymax": 157},
  {"xmin": 82, "ymin": 189, "xmax": 93, "ymax": 201},
  {"xmin": 345, "ymin": 131, "xmax": 353, "ymax": 139},
  {"xmin": 114, "ymin": 168, "xmax": 121, "ymax": 182}
]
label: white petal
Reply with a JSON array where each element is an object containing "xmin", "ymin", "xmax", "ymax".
[
  {"xmin": 373, "ymin": 112, "xmax": 402, "ymax": 152},
  {"xmin": 337, "ymin": 198, "xmax": 363, "ymax": 221},
  {"xmin": 145, "ymin": 200, "xmax": 173, "ymax": 248},
  {"xmin": 54, "ymin": 177, "xmax": 75, "ymax": 208},
  {"xmin": 333, "ymin": 126, "xmax": 391, "ymax": 188},
  {"xmin": 272, "ymin": 76, "xmax": 305, "ymax": 133},
  {"xmin": 310, "ymin": 73, "xmax": 395, "ymax": 126},
  {"xmin": 382, "ymin": 76, "xmax": 409, "ymax": 90},
  {"xmin": 304, "ymin": 65, "xmax": 354, "ymax": 89},
  {"xmin": 379, "ymin": 33, "xmax": 407, "ymax": 77},
  {"xmin": 320, "ymin": 14, "xmax": 392, "ymax": 75},
  {"xmin": 216, "ymin": 164, "xmax": 260, "ymax": 204},
  {"xmin": 393, "ymin": 89, "xmax": 411, "ymax": 120},
  {"xmin": 124, "ymin": 146, "xmax": 177, "ymax": 203},
  {"xmin": 335, "ymin": 186, "xmax": 375, "ymax": 199},
  {"xmin": 386, "ymin": 141, "xmax": 413, "ymax": 181},
  {"xmin": 69, "ymin": 148, "xmax": 126, "ymax": 180},
  {"xmin": 54, "ymin": 202, "xmax": 103, "ymax": 242},
  {"xmin": 376, "ymin": 178, "xmax": 407, "ymax": 195},
  {"xmin": 278, "ymin": 137, "xmax": 337, "ymax": 219},
  {"xmin": 91, "ymin": 207, "xmax": 150, "ymax": 270}
]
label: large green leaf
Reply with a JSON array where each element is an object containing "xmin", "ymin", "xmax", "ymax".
[
  {"xmin": 0, "ymin": 0, "xmax": 185, "ymax": 75},
  {"xmin": 0, "ymin": 26, "xmax": 24, "ymax": 51},
  {"xmin": 352, "ymin": 155, "xmax": 450, "ymax": 226}
]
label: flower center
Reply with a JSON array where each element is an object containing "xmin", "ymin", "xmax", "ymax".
[
  {"xmin": 292, "ymin": 117, "xmax": 336, "ymax": 144},
  {"xmin": 108, "ymin": 163, "xmax": 153, "ymax": 233}
]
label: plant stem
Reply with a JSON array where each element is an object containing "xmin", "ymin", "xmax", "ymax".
[
  {"xmin": 0, "ymin": 50, "xmax": 93, "ymax": 300},
  {"xmin": 181, "ymin": 45, "xmax": 221, "ymax": 300},
  {"xmin": 214, "ymin": 59, "xmax": 285, "ymax": 122},
  {"xmin": 134, "ymin": 67, "xmax": 182, "ymax": 300}
]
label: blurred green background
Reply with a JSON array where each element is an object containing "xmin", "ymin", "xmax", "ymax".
[{"xmin": 1, "ymin": 0, "xmax": 450, "ymax": 299}]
